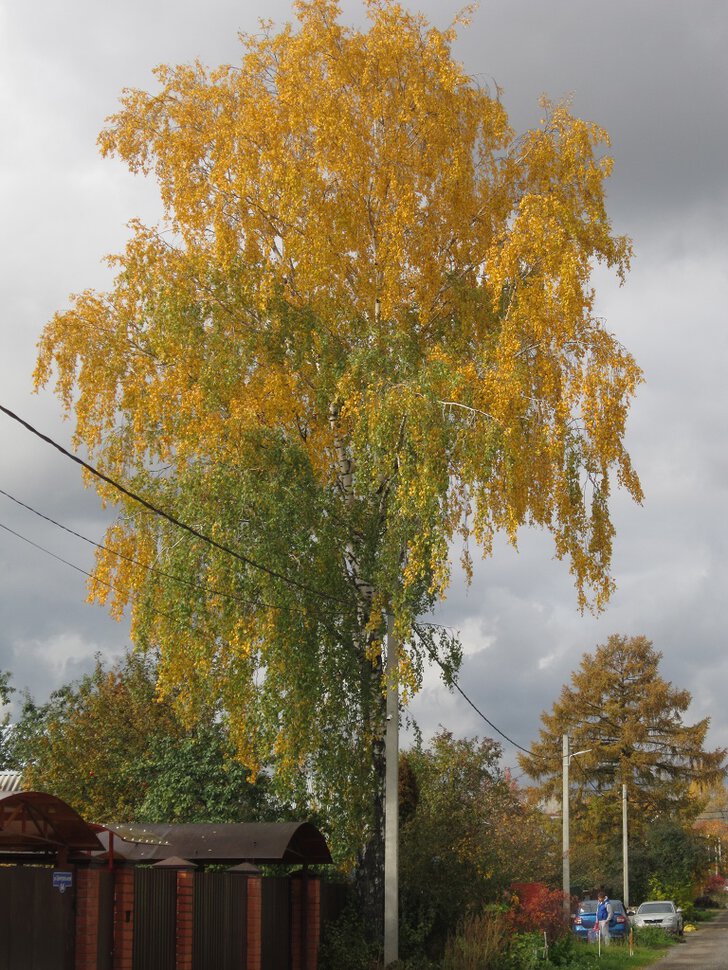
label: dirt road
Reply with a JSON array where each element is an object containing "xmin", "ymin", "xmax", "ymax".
[{"xmin": 648, "ymin": 909, "xmax": 728, "ymax": 969}]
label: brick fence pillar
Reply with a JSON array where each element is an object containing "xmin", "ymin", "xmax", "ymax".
[
  {"xmin": 246, "ymin": 875, "xmax": 262, "ymax": 970},
  {"xmin": 307, "ymin": 877, "xmax": 321, "ymax": 970},
  {"xmin": 291, "ymin": 872, "xmax": 321, "ymax": 970},
  {"xmin": 176, "ymin": 870, "xmax": 194, "ymax": 970},
  {"xmin": 75, "ymin": 869, "xmax": 101, "ymax": 970},
  {"xmin": 112, "ymin": 868, "xmax": 134, "ymax": 970}
]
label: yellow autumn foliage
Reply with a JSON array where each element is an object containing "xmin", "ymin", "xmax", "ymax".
[{"xmin": 35, "ymin": 0, "xmax": 641, "ymax": 863}]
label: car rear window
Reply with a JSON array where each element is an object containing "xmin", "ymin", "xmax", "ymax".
[{"xmin": 579, "ymin": 900, "xmax": 624, "ymax": 915}]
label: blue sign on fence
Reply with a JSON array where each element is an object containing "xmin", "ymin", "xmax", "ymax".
[{"xmin": 52, "ymin": 871, "xmax": 73, "ymax": 893}]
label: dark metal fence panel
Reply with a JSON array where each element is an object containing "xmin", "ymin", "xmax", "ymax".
[
  {"xmin": 261, "ymin": 877, "xmax": 291, "ymax": 970},
  {"xmin": 320, "ymin": 881, "xmax": 348, "ymax": 930},
  {"xmin": 133, "ymin": 868, "xmax": 177, "ymax": 970},
  {"xmin": 192, "ymin": 871, "xmax": 248, "ymax": 970},
  {"xmin": 0, "ymin": 868, "xmax": 13, "ymax": 970},
  {"xmin": 0, "ymin": 867, "xmax": 75, "ymax": 970}
]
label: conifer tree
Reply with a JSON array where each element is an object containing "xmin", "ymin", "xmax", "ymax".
[{"xmin": 519, "ymin": 634, "xmax": 726, "ymax": 839}]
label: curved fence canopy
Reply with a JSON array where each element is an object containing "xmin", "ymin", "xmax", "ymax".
[
  {"xmin": 0, "ymin": 791, "xmax": 332, "ymax": 867},
  {"xmin": 96, "ymin": 821, "xmax": 333, "ymax": 866},
  {"xmin": 0, "ymin": 790, "xmax": 104, "ymax": 859}
]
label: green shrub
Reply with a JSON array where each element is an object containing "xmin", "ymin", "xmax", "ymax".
[
  {"xmin": 317, "ymin": 904, "xmax": 381, "ymax": 970},
  {"xmin": 507, "ymin": 932, "xmax": 547, "ymax": 969},
  {"xmin": 442, "ymin": 910, "xmax": 514, "ymax": 970},
  {"xmin": 632, "ymin": 925, "xmax": 675, "ymax": 949},
  {"xmin": 545, "ymin": 933, "xmax": 578, "ymax": 966},
  {"xmin": 647, "ymin": 874, "xmax": 693, "ymax": 912}
]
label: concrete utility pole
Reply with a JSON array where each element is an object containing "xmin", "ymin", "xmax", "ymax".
[
  {"xmin": 562, "ymin": 734, "xmax": 571, "ymax": 920},
  {"xmin": 384, "ymin": 614, "xmax": 399, "ymax": 967},
  {"xmin": 622, "ymin": 784, "xmax": 629, "ymax": 909},
  {"xmin": 562, "ymin": 735, "xmax": 592, "ymax": 920}
]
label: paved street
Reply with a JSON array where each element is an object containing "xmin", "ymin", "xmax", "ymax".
[{"xmin": 648, "ymin": 909, "xmax": 728, "ymax": 969}]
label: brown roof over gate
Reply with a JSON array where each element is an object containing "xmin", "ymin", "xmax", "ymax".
[
  {"xmin": 0, "ymin": 790, "xmax": 104, "ymax": 857},
  {"xmin": 0, "ymin": 790, "xmax": 332, "ymax": 866},
  {"xmin": 95, "ymin": 820, "xmax": 333, "ymax": 865}
]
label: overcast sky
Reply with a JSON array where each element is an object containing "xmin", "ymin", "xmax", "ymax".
[{"xmin": 1, "ymin": 0, "xmax": 727, "ymax": 776}]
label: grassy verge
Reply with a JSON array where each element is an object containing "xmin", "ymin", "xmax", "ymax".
[{"xmin": 571, "ymin": 939, "xmax": 672, "ymax": 969}]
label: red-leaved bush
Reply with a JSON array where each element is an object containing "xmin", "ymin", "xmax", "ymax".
[
  {"xmin": 508, "ymin": 885, "xmax": 571, "ymax": 944},
  {"xmin": 704, "ymin": 873, "xmax": 727, "ymax": 896}
]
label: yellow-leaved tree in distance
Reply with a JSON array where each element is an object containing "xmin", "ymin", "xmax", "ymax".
[{"xmin": 35, "ymin": 0, "xmax": 642, "ymax": 920}]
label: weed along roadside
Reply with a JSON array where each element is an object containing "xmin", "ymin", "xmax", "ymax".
[
  {"xmin": 572, "ymin": 943, "xmax": 669, "ymax": 970},
  {"xmin": 563, "ymin": 912, "xmax": 728, "ymax": 970},
  {"xmin": 643, "ymin": 908, "xmax": 728, "ymax": 969}
]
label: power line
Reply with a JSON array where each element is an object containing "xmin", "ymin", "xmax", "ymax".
[
  {"xmin": 0, "ymin": 485, "xmax": 276, "ymax": 614},
  {"xmin": 0, "ymin": 403, "xmax": 348, "ymax": 608},
  {"xmin": 0, "ymin": 486, "xmax": 345, "ymax": 639},
  {"xmin": 0, "ymin": 406, "xmax": 610, "ymax": 783},
  {"xmin": 1, "ymin": 487, "xmax": 602, "ymax": 795},
  {"xmin": 0, "ymin": 520, "xmax": 97, "ymax": 584},
  {"xmin": 0, "ymin": 499, "xmax": 538, "ymax": 764},
  {"xmin": 413, "ymin": 621, "xmax": 545, "ymax": 759},
  {"xmin": 414, "ymin": 623, "xmax": 613, "ymax": 786},
  {"xmin": 450, "ymin": 677, "xmax": 536, "ymax": 756},
  {"xmin": 0, "ymin": 519, "xmax": 180, "ymax": 628},
  {"xmin": 0, "ymin": 478, "xmax": 544, "ymax": 767}
]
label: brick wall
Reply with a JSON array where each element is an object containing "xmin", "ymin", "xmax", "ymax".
[{"xmin": 307, "ymin": 878, "xmax": 321, "ymax": 970}]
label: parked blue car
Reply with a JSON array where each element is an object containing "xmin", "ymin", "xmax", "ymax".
[{"xmin": 572, "ymin": 899, "xmax": 628, "ymax": 940}]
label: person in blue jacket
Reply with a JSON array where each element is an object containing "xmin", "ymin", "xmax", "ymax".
[{"xmin": 596, "ymin": 892, "xmax": 614, "ymax": 945}]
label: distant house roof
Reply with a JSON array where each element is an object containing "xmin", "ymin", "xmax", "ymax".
[
  {"xmin": 96, "ymin": 821, "xmax": 333, "ymax": 866},
  {"xmin": 0, "ymin": 772, "xmax": 23, "ymax": 793}
]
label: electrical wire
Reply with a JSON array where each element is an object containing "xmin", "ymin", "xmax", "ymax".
[
  {"xmin": 0, "ymin": 485, "xmax": 284, "ymax": 615},
  {"xmin": 0, "ymin": 519, "xmax": 180, "ymax": 628},
  {"xmin": 0, "ymin": 403, "xmax": 349, "ymax": 608},
  {"xmin": 449, "ymin": 676, "xmax": 538, "ymax": 756},
  {"xmin": 0, "ymin": 520, "xmax": 97, "ymax": 584},
  {"xmin": 0, "ymin": 486, "xmax": 348, "ymax": 642},
  {"xmin": 413, "ymin": 620, "xmax": 548, "ymax": 759},
  {"xmin": 2, "ymin": 491, "xmax": 547, "ymax": 768},
  {"xmin": 0, "ymin": 504, "xmax": 543, "ymax": 771}
]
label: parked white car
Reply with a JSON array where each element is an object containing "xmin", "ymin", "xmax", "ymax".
[{"xmin": 631, "ymin": 900, "xmax": 684, "ymax": 935}]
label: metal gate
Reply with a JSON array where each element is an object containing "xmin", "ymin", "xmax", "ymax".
[
  {"xmin": 261, "ymin": 877, "xmax": 291, "ymax": 970},
  {"xmin": 0, "ymin": 867, "xmax": 75, "ymax": 970},
  {"xmin": 133, "ymin": 868, "xmax": 177, "ymax": 970},
  {"xmin": 193, "ymin": 871, "xmax": 248, "ymax": 970}
]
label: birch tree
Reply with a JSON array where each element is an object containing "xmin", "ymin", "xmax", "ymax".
[{"xmin": 35, "ymin": 0, "xmax": 642, "ymax": 919}]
